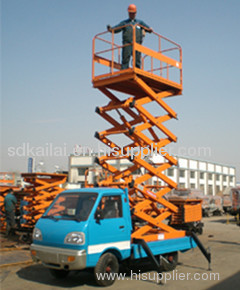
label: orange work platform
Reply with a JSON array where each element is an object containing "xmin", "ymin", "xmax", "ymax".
[
  {"xmin": 90, "ymin": 25, "xmax": 190, "ymax": 243},
  {"xmin": 92, "ymin": 25, "xmax": 182, "ymax": 96},
  {"xmin": 92, "ymin": 68, "xmax": 182, "ymax": 98}
]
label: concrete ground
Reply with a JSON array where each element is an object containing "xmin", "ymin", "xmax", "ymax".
[{"xmin": 0, "ymin": 216, "xmax": 239, "ymax": 290}]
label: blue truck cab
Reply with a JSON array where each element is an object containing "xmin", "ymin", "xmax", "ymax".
[{"xmin": 31, "ymin": 188, "xmax": 196, "ymax": 286}]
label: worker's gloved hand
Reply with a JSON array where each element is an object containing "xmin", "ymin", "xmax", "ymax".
[
  {"xmin": 107, "ymin": 25, "xmax": 112, "ymax": 32},
  {"xmin": 148, "ymin": 28, "xmax": 153, "ymax": 33}
]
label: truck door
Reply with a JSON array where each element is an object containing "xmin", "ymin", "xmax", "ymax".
[{"xmin": 88, "ymin": 194, "xmax": 131, "ymax": 257}]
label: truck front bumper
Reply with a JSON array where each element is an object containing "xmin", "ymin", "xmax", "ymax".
[{"xmin": 30, "ymin": 244, "xmax": 86, "ymax": 270}]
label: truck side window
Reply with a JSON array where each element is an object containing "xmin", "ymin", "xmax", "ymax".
[{"xmin": 96, "ymin": 196, "xmax": 122, "ymax": 219}]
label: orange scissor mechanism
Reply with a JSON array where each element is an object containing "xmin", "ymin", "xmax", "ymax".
[
  {"xmin": 21, "ymin": 173, "xmax": 67, "ymax": 228},
  {"xmin": 87, "ymin": 25, "xmax": 200, "ymax": 242}
]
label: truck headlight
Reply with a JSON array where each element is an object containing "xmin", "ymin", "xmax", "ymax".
[
  {"xmin": 33, "ymin": 228, "xmax": 42, "ymax": 241},
  {"xmin": 64, "ymin": 232, "xmax": 85, "ymax": 245}
]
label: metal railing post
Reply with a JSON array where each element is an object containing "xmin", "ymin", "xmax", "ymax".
[
  {"xmin": 132, "ymin": 25, "xmax": 136, "ymax": 69},
  {"xmin": 92, "ymin": 38, "xmax": 95, "ymax": 80},
  {"xmin": 111, "ymin": 32, "xmax": 114, "ymax": 74},
  {"xmin": 180, "ymin": 48, "xmax": 183, "ymax": 85},
  {"xmin": 159, "ymin": 36, "xmax": 162, "ymax": 76}
]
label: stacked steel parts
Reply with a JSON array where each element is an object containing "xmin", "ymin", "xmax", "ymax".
[{"xmin": 21, "ymin": 173, "xmax": 67, "ymax": 229}]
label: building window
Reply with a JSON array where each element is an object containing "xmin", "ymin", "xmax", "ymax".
[
  {"xmin": 78, "ymin": 167, "xmax": 88, "ymax": 176},
  {"xmin": 200, "ymin": 172, "xmax": 204, "ymax": 179},
  {"xmin": 208, "ymin": 173, "xmax": 212, "ymax": 180},
  {"xmin": 167, "ymin": 168, "xmax": 174, "ymax": 177},
  {"xmin": 200, "ymin": 184, "xmax": 204, "ymax": 192},
  {"xmin": 230, "ymin": 176, "xmax": 233, "ymax": 182},
  {"xmin": 190, "ymin": 171, "xmax": 195, "ymax": 178},
  {"xmin": 216, "ymin": 174, "xmax": 220, "ymax": 181},
  {"xmin": 190, "ymin": 183, "xmax": 195, "ymax": 189},
  {"xmin": 223, "ymin": 175, "xmax": 227, "ymax": 182},
  {"xmin": 216, "ymin": 186, "xmax": 221, "ymax": 194},
  {"xmin": 77, "ymin": 181, "xmax": 85, "ymax": 188},
  {"xmin": 179, "ymin": 183, "xmax": 185, "ymax": 188},
  {"xmin": 179, "ymin": 170, "xmax": 185, "ymax": 178},
  {"xmin": 208, "ymin": 185, "xmax": 213, "ymax": 195}
]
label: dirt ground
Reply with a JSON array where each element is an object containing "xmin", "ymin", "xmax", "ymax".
[{"xmin": 0, "ymin": 216, "xmax": 240, "ymax": 290}]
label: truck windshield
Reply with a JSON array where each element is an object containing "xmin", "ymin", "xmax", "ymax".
[{"xmin": 43, "ymin": 192, "xmax": 98, "ymax": 221}]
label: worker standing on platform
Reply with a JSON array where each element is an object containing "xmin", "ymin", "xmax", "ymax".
[
  {"xmin": 4, "ymin": 189, "xmax": 17, "ymax": 237},
  {"xmin": 107, "ymin": 4, "xmax": 153, "ymax": 69}
]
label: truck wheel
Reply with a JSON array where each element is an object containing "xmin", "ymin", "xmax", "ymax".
[
  {"xmin": 94, "ymin": 253, "xmax": 119, "ymax": 286},
  {"xmin": 49, "ymin": 269, "xmax": 69, "ymax": 279}
]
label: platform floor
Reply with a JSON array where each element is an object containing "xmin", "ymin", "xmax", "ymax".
[{"xmin": 93, "ymin": 68, "xmax": 182, "ymax": 97}]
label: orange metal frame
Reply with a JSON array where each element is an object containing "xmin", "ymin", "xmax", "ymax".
[
  {"xmin": 169, "ymin": 198, "xmax": 203, "ymax": 224},
  {"xmin": 90, "ymin": 25, "xmax": 185, "ymax": 242},
  {"xmin": 92, "ymin": 24, "xmax": 182, "ymax": 93},
  {"xmin": 21, "ymin": 173, "xmax": 67, "ymax": 228}
]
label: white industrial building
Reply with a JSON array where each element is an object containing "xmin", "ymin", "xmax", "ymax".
[{"xmin": 69, "ymin": 154, "xmax": 236, "ymax": 196}]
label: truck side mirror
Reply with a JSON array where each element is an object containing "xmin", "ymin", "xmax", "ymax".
[{"xmin": 95, "ymin": 209, "xmax": 103, "ymax": 221}]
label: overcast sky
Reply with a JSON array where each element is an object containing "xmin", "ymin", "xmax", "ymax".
[{"xmin": 1, "ymin": 0, "xmax": 240, "ymax": 180}]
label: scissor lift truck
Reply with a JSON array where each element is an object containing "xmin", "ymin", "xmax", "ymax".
[{"xmin": 30, "ymin": 26, "xmax": 210, "ymax": 286}]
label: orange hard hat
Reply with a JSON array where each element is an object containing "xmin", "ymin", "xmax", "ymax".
[{"xmin": 128, "ymin": 4, "xmax": 137, "ymax": 13}]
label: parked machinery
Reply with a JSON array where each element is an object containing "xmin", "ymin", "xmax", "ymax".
[
  {"xmin": 230, "ymin": 188, "xmax": 240, "ymax": 215},
  {"xmin": 0, "ymin": 173, "xmax": 67, "ymax": 240},
  {"xmin": 20, "ymin": 173, "xmax": 67, "ymax": 230},
  {"xmin": 223, "ymin": 187, "xmax": 240, "ymax": 215},
  {"xmin": 171, "ymin": 188, "xmax": 224, "ymax": 218},
  {"xmin": 202, "ymin": 195, "xmax": 224, "ymax": 217}
]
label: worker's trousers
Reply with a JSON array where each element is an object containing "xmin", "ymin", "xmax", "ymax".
[
  {"xmin": 121, "ymin": 43, "xmax": 141, "ymax": 69},
  {"xmin": 5, "ymin": 210, "xmax": 15, "ymax": 236}
]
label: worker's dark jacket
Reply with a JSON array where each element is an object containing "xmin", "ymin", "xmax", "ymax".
[
  {"xmin": 4, "ymin": 193, "xmax": 17, "ymax": 212},
  {"xmin": 112, "ymin": 18, "xmax": 150, "ymax": 44}
]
